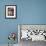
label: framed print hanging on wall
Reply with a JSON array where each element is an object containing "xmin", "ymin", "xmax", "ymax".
[{"xmin": 5, "ymin": 5, "xmax": 16, "ymax": 19}]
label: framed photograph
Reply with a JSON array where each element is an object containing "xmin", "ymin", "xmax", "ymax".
[{"xmin": 5, "ymin": 5, "xmax": 16, "ymax": 19}]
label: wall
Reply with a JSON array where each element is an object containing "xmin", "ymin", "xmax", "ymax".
[{"xmin": 0, "ymin": 0, "xmax": 46, "ymax": 44}]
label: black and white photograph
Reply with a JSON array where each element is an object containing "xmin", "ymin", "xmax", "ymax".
[{"xmin": 5, "ymin": 5, "xmax": 16, "ymax": 19}]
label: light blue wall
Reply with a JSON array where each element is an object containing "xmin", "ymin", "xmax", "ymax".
[{"xmin": 0, "ymin": 0, "xmax": 46, "ymax": 44}]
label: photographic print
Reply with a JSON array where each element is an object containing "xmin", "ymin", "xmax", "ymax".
[{"xmin": 5, "ymin": 5, "xmax": 16, "ymax": 19}]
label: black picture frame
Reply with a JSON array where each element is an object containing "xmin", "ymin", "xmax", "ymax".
[{"xmin": 5, "ymin": 5, "xmax": 17, "ymax": 19}]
